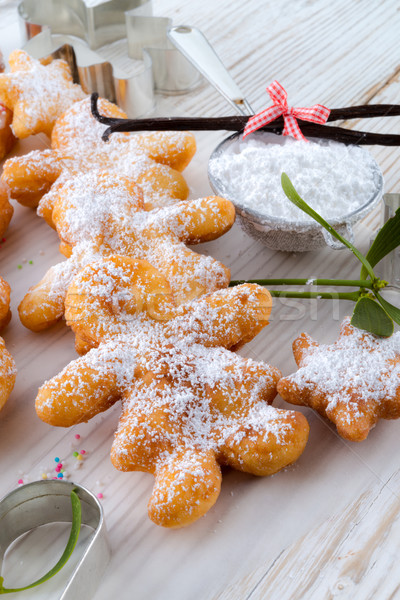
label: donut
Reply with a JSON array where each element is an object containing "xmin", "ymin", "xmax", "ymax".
[
  {"xmin": 36, "ymin": 256, "xmax": 309, "ymax": 527},
  {"xmin": 2, "ymin": 96, "xmax": 195, "ymax": 209},
  {"xmin": 0, "ymin": 49, "xmax": 86, "ymax": 139},
  {"xmin": 278, "ymin": 317, "xmax": 400, "ymax": 441},
  {"xmin": 19, "ymin": 170, "xmax": 234, "ymax": 334}
]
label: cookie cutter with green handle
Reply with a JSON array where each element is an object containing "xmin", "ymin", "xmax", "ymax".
[{"xmin": 0, "ymin": 480, "xmax": 110, "ymax": 599}]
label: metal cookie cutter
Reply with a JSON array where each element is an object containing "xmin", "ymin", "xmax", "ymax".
[
  {"xmin": 17, "ymin": 0, "xmax": 202, "ymax": 117},
  {"xmin": 0, "ymin": 480, "xmax": 110, "ymax": 600}
]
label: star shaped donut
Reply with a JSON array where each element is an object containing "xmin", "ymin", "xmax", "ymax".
[
  {"xmin": 0, "ymin": 50, "xmax": 86, "ymax": 139},
  {"xmin": 2, "ymin": 96, "xmax": 195, "ymax": 209},
  {"xmin": 18, "ymin": 169, "xmax": 234, "ymax": 337},
  {"xmin": 36, "ymin": 255, "xmax": 309, "ymax": 527},
  {"xmin": 277, "ymin": 317, "xmax": 400, "ymax": 442}
]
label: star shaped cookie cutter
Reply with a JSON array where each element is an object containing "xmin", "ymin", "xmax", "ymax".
[
  {"xmin": 17, "ymin": 0, "xmax": 202, "ymax": 117},
  {"xmin": 0, "ymin": 480, "xmax": 110, "ymax": 599}
]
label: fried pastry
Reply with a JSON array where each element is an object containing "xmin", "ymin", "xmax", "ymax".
[
  {"xmin": 0, "ymin": 103, "xmax": 16, "ymax": 162},
  {"xmin": 0, "ymin": 54, "xmax": 16, "ymax": 162},
  {"xmin": 2, "ymin": 96, "xmax": 195, "ymax": 209},
  {"xmin": 0, "ymin": 50, "xmax": 86, "ymax": 139},
  {"xmin": 36, "ymin": 256, "xmax": 309, "ymax": 527},
  {"xmin": 0, "ymin": 275, "xmax": 17, "ymax": 411},
  {"xmin": 0, "ymin": 180, "xmax": 13, "ymax": 237},
  {"xmin": 277, "ymin": 317, "xmax": 400, "ymax": 442},
  {"xmin": 19, "ymin": 169, "xmax": 234, "ymax": 333},
  {"xmin": 0, "ymin": 275, "xmax": 11, "ymax": 331}
]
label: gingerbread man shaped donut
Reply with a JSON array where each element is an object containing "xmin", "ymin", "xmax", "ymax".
[
  {"xmin": 36, "ymin": 256, "xmax": 309, "ymax": 527},
  {"xmin": 19, "ymin": 169, "xmax": 235, "ymax": 335},
  {"xmin": 2, "ymin": 96, "xmax": 195, "ymax": 209}
]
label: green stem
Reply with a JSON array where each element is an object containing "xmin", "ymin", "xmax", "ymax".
[
  {"xmin": 230, "ymin": 278, "xmax": 373, "ymax": 288},
  {"xmin": 0, "ymin": 490, "xmax": 82, "ymax": 594},
  {"xmin": 281, "ymin": 173, "xmax": 377, "ymax": 280},
  {"xmin": 268, "ymin": 290, "xmax": 361, "ymax": 301}
]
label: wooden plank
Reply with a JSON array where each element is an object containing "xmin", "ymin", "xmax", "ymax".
[
  {"xmin": 0, "ymin": 1, "xmax": 400, "ymax": 598},
  {"xmin": 215, "ymin": 468, "xmax": 400, "ymax": 600}
]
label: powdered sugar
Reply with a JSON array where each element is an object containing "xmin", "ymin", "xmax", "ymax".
[
  {"xmin": 113, "ymin": 337, "xmax": 288, "ymax": 459},
  {"xmin": 0, "ymin": 51, "xmax": 86, "ymax": 137},
  {"xmin": 35, "ymin": 169, "xmax": 230, "ymax": 309},
  {"xmin": 36, "ymin": 257, "xmax": 309, "ymax": 525},
  {"xmin": 209, "ymin": 133, "xmax": 379, "ymax": 222},
  {"xmin": 47, "ymin": 97, "xmax": 191, "ymax": 208},
  {"xmin": 289, "ymin": 317, "xmax": 400, "ymax": 413},
  {"xmin": 42, "ymin": 277, "xmax": 292, "ymax": 461}
]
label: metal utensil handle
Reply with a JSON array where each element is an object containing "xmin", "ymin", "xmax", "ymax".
[{"xmin": 168, "ymin": 25, "xmax": 254, "ymax": 116}]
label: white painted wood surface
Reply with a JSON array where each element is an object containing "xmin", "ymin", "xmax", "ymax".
[{"xmin": 0, "ymin": 0, "xmax": 400, "ymax": 598}]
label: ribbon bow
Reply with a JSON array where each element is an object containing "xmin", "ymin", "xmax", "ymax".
[{"xmin": 243, "ymin": 80, "xmax": 330, "ymax": 141}]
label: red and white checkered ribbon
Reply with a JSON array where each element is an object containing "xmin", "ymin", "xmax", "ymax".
[{"xmin": 243, "ymin": 80, "xmax": 330, "ymax": 141}]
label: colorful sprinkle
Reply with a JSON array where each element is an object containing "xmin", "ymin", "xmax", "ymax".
[
  {"xmin": 77, "ymin": 454, "xmax": 83, "ymax": 461},
  {"xmin": 17, "ymin": 479, "xmax": 23, "ymax": 485},
  {"xmin": 17, "ymin": 265, "xmax": 22, "ymax": 270},
  {"xmin": 54, "ymin": 457, "xmax": 60, "ymax": 463},
  {"xmin": 28, "ymin": 260, "xmax": 33, "ymax": 265},
  {"xmin": 73, "ymin": 451, "xmax": 79, "ymax": 457},
  {"xmin": 57, "ymin": 473, "xmax": 63, "ymax": 479},
  {"xmin": 75, "ymin": 434, "xmax": 81, "ymax": 440},
  {"xmin": 80, "ymin": 450, "xmax": 86, "ymax": 455},
  {"xmin": 97, "ymin": 493, "xmax": 104, "ymax": 500},
  {"xmin": 41, "ymin": 473, "xmax": 47, "ymax": 479}
]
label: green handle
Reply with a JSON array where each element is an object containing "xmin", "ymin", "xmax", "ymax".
[{"xmin": 0, "ymin": 490, "xmax": 82, "ymax": 594}]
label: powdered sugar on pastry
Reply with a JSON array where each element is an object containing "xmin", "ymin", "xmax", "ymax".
[
  {"xmin": 2, "ymin": 96, "xmax": 195, "ymax": 209},
  {"xmin": 0, "ymin": 50, "xmax": 86, "ymax": 138},
  {"xmin": 36, "ymin": 257, "xmax": 309, "ymax": 527},
  {"xmin": 19, "ymin": 169, "xmax": 234, "ymax": 333},
  {"xmin": 277, "ymin": 317, "xmax": 400, "ymax": 442}
]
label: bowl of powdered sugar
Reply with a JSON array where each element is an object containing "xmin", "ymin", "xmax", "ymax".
[{"xmin": 208, "ymin": 131, "xmax": 383, "ymax": 252}]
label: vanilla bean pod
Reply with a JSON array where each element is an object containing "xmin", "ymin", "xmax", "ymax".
[{"xmin": 91, "ymin": 93, "xmax": 400, "ymax": 146}]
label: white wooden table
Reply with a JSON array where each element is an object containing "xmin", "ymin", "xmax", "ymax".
[{"xmin": 1, "ymin": 1, "xmax": 400, "ymax": 598}]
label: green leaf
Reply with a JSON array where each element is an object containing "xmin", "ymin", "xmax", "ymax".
[
  {"xmin": 281, "ymin": 173, "xmax": 376, "ymax": 280},
  {"xmin": 0, "ymin": 490, "xmax": 82, "ymax": 594},
  {"xmin": 351, "ymin": 296, "xmax": 394, "ymax": 337},
  {"xmin": 361, "ymin": 207, "xmax": 400, "ymax": 279},
  {"xmin": 375, "ymin": 291, "xmax": 400, "ymax": 326}
]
